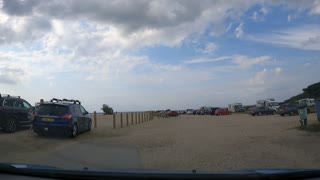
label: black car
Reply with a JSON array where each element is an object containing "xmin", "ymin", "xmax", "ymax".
[
  {"xmin": 0, "ymin": 94, "xmax": 33, "ymax": 133},
  {"xmin": 278, "ymin": 104, "xmax": 298, "ymax": 116},
  {"xmin": 33, "ymin": 98, "xmax": 92, "ymax": 137},
  {"xmin": 248, "ymin": 106, "xmax": 276, "ymax": 116}
]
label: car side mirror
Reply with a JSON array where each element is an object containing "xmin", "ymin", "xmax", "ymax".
[{"xmin": 83, "ymin": 111, "xmax": 89, "ymax": 115}]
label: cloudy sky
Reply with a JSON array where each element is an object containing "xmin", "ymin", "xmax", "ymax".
[{"xmin": 0, "ymin": 0, "xmax": 319, "ymax": 112}]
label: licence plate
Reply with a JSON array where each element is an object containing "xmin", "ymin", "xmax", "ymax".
[{"xmin": 42, "ymin": 118, "xmax": 54, "ymax": 122}]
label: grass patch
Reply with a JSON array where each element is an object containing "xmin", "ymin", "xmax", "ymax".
[{"xmin": 298, "ymin": 123, "xmax": 320, "ymax": 132}]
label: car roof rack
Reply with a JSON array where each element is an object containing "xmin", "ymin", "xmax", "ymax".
[
  {"xmin": 50, "ymin": 98, "xmax": 81, "ymax": 105},
  {"xmin": 0, "ymin": 93, "xmax": 20, "ymax": 98}
]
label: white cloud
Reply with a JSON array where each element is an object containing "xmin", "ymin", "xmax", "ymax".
[
  {"xmin": 0, "ymin": 0, "xmax": 260, "ymax": 48},
  {"xmin": 183, "ymin": 54, "xmax": 271, "ymax": 69},
  {"xmin": 252, "ymin": 11, "xmax": 258, "ymax": 21},
  {"xmin": 183, "ymin": 56, "xmax": 232, "ymax": 64},
  {"xmin": 197, "ymin": 42, "xmax": 218, "ymax": 54},
  {"xmin": 274, "ymin": 67, "xmax": 282, "ymax": 76},
  {"xmin": 287, "ymin": 14, "xmax": 298, "ymax": 22},
  {"xmin": 248, "ymin": 24, "xmax": 320, "ymax": 50},
  {"xmin": 232, "ymin": 55, "xmax": 271, "ymax": 68},
  {"xmin": 47, "ymin": 76, "xmax": 55, "ymax": 80},
  {"xmin": 310, "ymin": 0, "xmax": 320, "ymax": 14},
  {"xmin": 0, "ymin": 0, "xmax": 319, "ymax": 111},
  {"xmin": 234, "ymin": 22, "xmax": 244, "ymax": 38},
  {"xmin": 249, "ymin": 68, "xmax": 267, "ymax": 85},
  {"xmin": 260, "ymin": 7, "xmax": 268, "ymax": 15},
  {"xmin": 304, "ymin": 62, "xmax": 311, "ymax": 67},
  {"xmin": 287, "ymin": 15, "xmax": 292, "ymax": 22}
]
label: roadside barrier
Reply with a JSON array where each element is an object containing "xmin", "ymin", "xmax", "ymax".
[
  {"xmin": 92, "ymin": 111, "xmax": 158, "ymax": 129},
  {"xmin": 111, "ymin": 112, "xmax": 156, "ymax": 129}
]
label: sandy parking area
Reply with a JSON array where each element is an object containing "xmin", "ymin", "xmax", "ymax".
[{"xmin": 0, "ymin": 113, "xmax": 320, "ymax": 172}]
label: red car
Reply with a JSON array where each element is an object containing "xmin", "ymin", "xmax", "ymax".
[
  {"xmin": 167, "ymin": 111, "xmax": 179, "ymax": 117},
  {"xmin": 215, "ymin": 108, "xmax": 232, "ymax": 115}
]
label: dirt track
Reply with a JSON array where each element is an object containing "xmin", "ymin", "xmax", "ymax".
[{"xmin": 0, "ymin": 113, "xmax": 320, "ymax": 172}]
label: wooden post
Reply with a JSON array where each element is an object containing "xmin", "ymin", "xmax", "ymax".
[
  {"xmin": 113, "ymin": 113, "xmax": 116, "ymax": 129},
  {"xmin": 142, "ymin": 113, "xmax": 145, "ymax": 122},
  {"xmin": 94, "ymin": 111, "xmax": 97, "ymax": 128},
  {"xmin": 139, "ymin": 113, "xmax": 141, "ymax": 123},
  {"xmin": 120, "ymin": 113, "xmax": 123, "ymax": 128},
  {"xmin": 131, "ymin": 113, "xmax": 133, "ymax": 125},
  {"xmin": 135, "ymin": 113, "xmax": 137, "ymax": 124},
  {"xmin": 126, "ymin": 113, "xmax": 129, "ymax": 126}
]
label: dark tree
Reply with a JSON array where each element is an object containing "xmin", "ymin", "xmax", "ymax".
[{"xmin": 101, "ymin": 104, "xmax": 114, "ymax": 115}]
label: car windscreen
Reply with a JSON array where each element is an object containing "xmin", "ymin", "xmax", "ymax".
[{"xmin": 37, "ymin": 104, "xmax": 68, "ymax": 116}]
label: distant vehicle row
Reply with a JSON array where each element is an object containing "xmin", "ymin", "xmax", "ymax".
[{"xmin": 161, "ymin": 107, "xmax": 232, "ymax": 116}]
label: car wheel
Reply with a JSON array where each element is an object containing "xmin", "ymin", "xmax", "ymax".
[
  {"xmin": 273, "ymin": 111, "xmax": 276, "ymax": 115},
  {"xmin": 87, "ymin": 120, "xmax": 92, "ymax": 131},
  {"xmin": 70, "ymin": 123, "xmax": 78, "ymax": 138},
  {"xmin": 307, "ymin": 108, "xmax": 310, "ymax": 114},
  {"xmin": 251, "ymin": 114, "xmax": 255, "ymax": 116},
  {"xmin": 280, "ymin": 114, "xmax": 284, "ymax": 116},
  {"xmin": 3, "ymin": 117, "xmax": 17, "ymax": 133},
  {"xmin": 258, "ymin": 112, "xmax": 262, "ymax": 116}
]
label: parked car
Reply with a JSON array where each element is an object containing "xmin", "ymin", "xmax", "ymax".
[
  {"xmin": 192, "ymin": 109, "xmax": 197, "ymax": 115},
  {"xmin": 215, "ymin": 108, "xmax": 232, "ymax": 115},
  {"xmin": 210, "ymin": 107, "xmax": 220, "ymax": 115},
  {"xmin": 186, "ymin": 109, "xmax": 194, "ymax": 115},
  {"xmin": 195, "ymin": 108, "xmax": 202, "ymax": 115},
  {"xmin": 248, "ymin": 106, "xmax": 276, "ymax": 116},
  {"xmin": 278, "ymin": 104, "xmax": 298, "ymax": 116},
  {"xmin": 200, "ymin": 107, "xmax": 212, "ymax": 115},
  {"xmin": 167, "ymin": 111, "xmax": 179, "ymax": 117},
  {"xmin": 33, "ymin": 98, "xmax": 92, "ymax": 137},
  {"xmin": 0, "ymin": 94, "xmax": 33, "ymax": 133},
  {"xmin": 179, "ymin": 110, "xmax": 186, "ymax": 114}
]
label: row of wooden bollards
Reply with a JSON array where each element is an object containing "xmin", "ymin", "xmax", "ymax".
[{"xmin": 93, "ymin": 112, "xmax": 157, "ymax": 129}]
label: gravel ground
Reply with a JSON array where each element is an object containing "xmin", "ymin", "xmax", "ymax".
[
  {"xmin": 0, "ymin": 113, "xmax": 320, "ymax": 172},
  {"xmin": 92, "ymin": 113, "xmax": 320, "ymax": 172}
]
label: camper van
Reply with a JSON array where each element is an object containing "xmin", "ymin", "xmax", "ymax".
[
  {"xmin": 297, "ymin": 98, "xmax": 315, "ymax": 107},
  {"xmin": 256, "ymin": 98, "xmax": 280, "ymax": 112}
]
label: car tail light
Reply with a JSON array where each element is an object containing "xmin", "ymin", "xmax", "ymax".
[
  {"xmin": 34, "ymin": 113, "xmax": 39, "ymax": 117},
  {"xmin": 61, "ymin": 114, "xmax": 72, "ymax": 120}
]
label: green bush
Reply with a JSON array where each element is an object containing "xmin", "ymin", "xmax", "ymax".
[{"xmin": 101, "ymin": 104, "xmax": 114, "ymax": 115}]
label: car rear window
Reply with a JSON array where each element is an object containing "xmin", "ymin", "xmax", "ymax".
[{"xmin": 37, "ymin": 104, "xmax": 69, "ymax": 116}]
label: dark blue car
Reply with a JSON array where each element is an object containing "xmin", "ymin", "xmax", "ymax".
[{"xmin": 33, "ymin": 98, "xmax": 92, "ymax": 137}]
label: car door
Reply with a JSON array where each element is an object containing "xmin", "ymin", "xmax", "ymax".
[
  {"xmin": 20, "ymin": 99, "xmax": 32, "ymax": 123},
  {"xmin": 80, "ymin": 105, "xmax": 89, "ymax": 128},
  {"xmin": 14, "ymin": 99, "xmax": 29, "ymax": 123},
  {"xmin": 267, "ymin": 107, "xmax": 273, "ymax": 114},
  {"xmin": 2, "ymin": 98, "xmax": 16, "ymax": 119},
  {"xmin": 261, "ymin": 107, "xmax": 267, "ymax": 115},
  {"xmin": 73, "ymin": 105, "xmax": 84, "ymax": 132}
]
